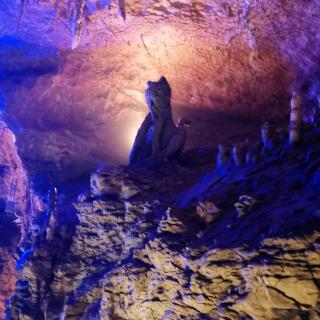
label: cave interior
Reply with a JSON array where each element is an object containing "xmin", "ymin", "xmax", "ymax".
[{"xmin": 0, "ymin": 1, "xmax": 320, "ymax": 319}]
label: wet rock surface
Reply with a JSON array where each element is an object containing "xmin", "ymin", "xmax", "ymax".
[{"xmin": 5, "ymin": 127, "xmax": 320, "ymax": 319}]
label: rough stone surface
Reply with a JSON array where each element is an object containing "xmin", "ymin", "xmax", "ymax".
[
  {"xmin": 1, "ymin": 0, "xmax": 320, "ymax": 180},
  {"xmin": 5, "ymin": 127, "xmax": 320, "ymax": 320},
  {"xmin": 130, "ymin": 76, "xmax": 187, "ymax": 166},
  {"xmin": 0, "ymin": 122, "xmax": 41, "ymax": 318}
]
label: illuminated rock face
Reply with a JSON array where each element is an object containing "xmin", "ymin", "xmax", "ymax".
[
  {"xmin": 0, "ymin": 0, "xmax": 320, "ymax": 180},
  {"xmin": 0, "ymin": 1, "xmax": 320, "ymax": 318},
  {"xmin": 1, "ymin": 1, "xmax": 320, "ymax": 317},
  {"xmin": 0, "ymin": 122, "xmax": 41, "ymax": 318},
  {"xmin": 5, "ymin": 127, "xmax": 320, "ymax": 319}
]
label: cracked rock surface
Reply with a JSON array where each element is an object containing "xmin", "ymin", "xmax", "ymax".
[
  {"xmin": 0, "ymin": 122, "xmax": 41, "ymax": 318},
  {"xmin": 5, "ymin": 127, "xmax": 320, "ymax": 319},
  {"xmin": 1, "ymin": 0, "xmax": 320, "ymax": 180}
]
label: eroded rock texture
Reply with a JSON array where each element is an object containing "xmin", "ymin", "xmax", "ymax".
[
  {"xmin": 5, "ymin": 127, "xmax": 320, "ymax": 319},
  {"xmin": 1, "ymin": 0, "xmax": 320, "ymax": 179},
  {"xmin": 0, "ymin": 122, "xmax": 41, "ymax": 318},
  {"xmin": 130, "ymin": 76, "xmax": 189, "ymax": 167}
]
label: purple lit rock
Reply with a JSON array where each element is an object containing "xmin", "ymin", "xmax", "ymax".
[{"xmin": 0, "ymin": 0, "xmax": 320, "ymax": 180}]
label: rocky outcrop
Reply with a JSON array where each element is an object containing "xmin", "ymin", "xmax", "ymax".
[
  {"xmin": 0, "ymin": 122, "xmax": 41, "ymax": 318},
  {"xmin": 5, "ymin": 126, "xmax": 320, "ymax": 319}
]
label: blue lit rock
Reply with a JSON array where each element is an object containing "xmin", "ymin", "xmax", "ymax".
[
  {"xmin": 1, "ymin": 1, "xmax": 320, "ymax": 318},
  {"xmin": 0, "ymin": 122, "xmax": 41, "ymax": 318}
]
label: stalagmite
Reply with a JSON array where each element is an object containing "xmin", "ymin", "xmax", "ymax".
[
  {"xmin": 130, "ymin": 76, "xmax": 188, "ymax": 166},
  {"xmin": 289, "ymin": 91, "xmax": 302, "ymax": 145},
  {"xmin": 46, "ymin": 215, "xmax": 57, "ymax": 242},
  {"xmin": 232, "ymin": 145, "xmax": 245, "ymax": 166},
  {"xmin": 261, "ymin": 122, "xmax": 275, "ymax": 149},
  {"xmin": 216, "ymin": 144, "xmax": 230, "ymax": 167},
  {"xmin": 245, "ymin": 147, "xmax": 254, "ymax": 165},
  {"xmin": 45, "ymin": 187, "xmax": 58, "ymax": 242},
  {"xmin": 245, "ymin": 142, "xmax": 261, "ymax": 165}
]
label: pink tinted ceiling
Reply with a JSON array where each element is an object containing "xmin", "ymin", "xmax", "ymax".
[{"xmin": 0, "ymin": 0, "xmax": 319, "ymax": 180}]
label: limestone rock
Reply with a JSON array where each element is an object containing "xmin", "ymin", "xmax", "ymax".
[
  {"xmin": 0, "ymin": 122, "xmax": 41, "ymax": 318},
  {"xmin": 130, "ymin": 76, "xmax": 187, "ymax": 167},
  {"xmin": 196, "ymin": 201, "xmax": 221, "ymax": 223},
  {"xmin": 90, "ymin": 167, "xmax": 144, "ymax": 199},
  {"xmin": 5, "ymin": 129, "xmax": 320, "ymax": 320},
  {"xmin": 1, "ymin": 0, "xmax": 320, "ymax": 180},
  {"xmin": 234, "ymin": 195, "xmax": 257, "ymax": 218},
  {"xmin": 158, "ymin": 207, "xmax": 188, "ymax": 234}
]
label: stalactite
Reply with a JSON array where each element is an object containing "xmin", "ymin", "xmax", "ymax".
[
  {"xmin": 70, "ymin": 0, "xmax": 87, "ymax": 49},
  {"xmin": 18, "ymin": 0, "xmax": 30, "ymax": 30},
  {"xmin": 69, "ymin": 0, "xmax": 126, "ymax": 48},
  {"xmin": 118, "ymin": 0, "xmax": 126, "ymax": 21},
  {"xmin": 18, "ymin": 0, "xmax": 127, "ymax": 48}
]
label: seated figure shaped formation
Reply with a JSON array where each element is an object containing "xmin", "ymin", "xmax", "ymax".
[{"xmin": 129, "ymin": 76, "xmax": 190, "ymax": 166}]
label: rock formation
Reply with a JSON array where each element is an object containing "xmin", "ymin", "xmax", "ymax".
[
  {"xmin": 1, "ymin": 1, "xmax": 320, "ymax": 318},
  {"xmin": 217, "ymin": 144, "xmax": 231, "ymax": 167},
  {"xmin": 130, "ymin": 76, "xmax": 188, "ymax": 166},
  {"xmin": 0, "ymin": 122, "xmax": 41, "ymax": 318},
  {"xmin": 289, "ymin": 91, "xmax": 303, "ymax": 145},
  {"xmin": 1, "ymin": 0, "xmax": 320, "ymax": 179},
  {"xmin": 261, "ymin": 122, "xmax": 275, "ymax": 150},
  {"xmin": 4, "ymin": 124, "xmax": 320, "ymax": 319},
  {"xmin": 232, "ymin": 145, "xmax": 246, "ymax": 167}
]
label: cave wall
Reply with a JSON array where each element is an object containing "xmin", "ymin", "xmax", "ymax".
[
  {"xmin": 0, "ymin": 122, "xmax": 42, "ymax": 318},
  {"xmin": 0, "ymin": 1, "xmax": 320, "ymax": 318},
  {"xmin": 0, "ymin": 0, "xmax": 320, "ymax": 181},
  {"xmin": 5, "ymin": 134, "xmax": 320, "ymax": 319}
]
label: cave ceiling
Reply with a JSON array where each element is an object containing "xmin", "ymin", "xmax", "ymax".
[{"xmin": 0, "ymin": 0, "xmax": 319, "ymax": 183}]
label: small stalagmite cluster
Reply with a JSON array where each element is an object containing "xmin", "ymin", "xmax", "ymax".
[
  {"xmin": 1, "ymin": 0, "xmax": 320, "ymax": 318},
  {"xmin": 215, "ymin": 88, "xmax": 319, "ymax": 172},
  {"xmin": 2, "ymin": 77, "xmax": 320, "ymax": 319}
]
